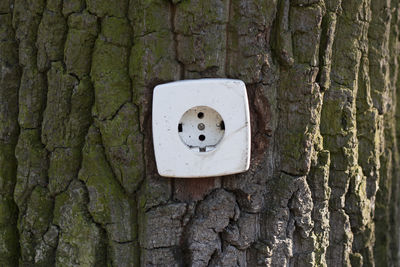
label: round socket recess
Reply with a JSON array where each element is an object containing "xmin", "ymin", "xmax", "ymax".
[{"xmin": 178, "ymin": 106, "xmax": 225, "ymax": 152}]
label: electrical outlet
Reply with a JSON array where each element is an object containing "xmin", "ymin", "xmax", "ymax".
[
  {"xmin": 152, "ymin": 79, "xmax": 251, "ymax": 178},
  {"xmin": 178, "ymin": 106, "xmax": 225, "ymax": 152}
]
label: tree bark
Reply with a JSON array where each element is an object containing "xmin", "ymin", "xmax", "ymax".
[{"xmin": 1, "ymin": 0, "xmax": 400, "ymax": 266}]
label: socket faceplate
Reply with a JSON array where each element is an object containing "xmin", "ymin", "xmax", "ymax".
[{"xmin": 152, "ymin": 79, "xmax": 250, "ymax": 178}]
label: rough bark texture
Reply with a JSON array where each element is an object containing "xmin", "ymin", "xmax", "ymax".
[{"xmin": 1, "ymin": 0, "xmax": 400, "ymax": 266}]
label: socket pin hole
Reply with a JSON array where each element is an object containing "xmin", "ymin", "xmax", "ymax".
[
  {"xmin": 197, "ymin": 112, "xmax": 204, "ymax": 119},
  {"xmin": 199, "ymin": 134, "xmax": 205, "ymax": 141},
  {"xmin": 220, "ymin": 120, "xmax": 225, "ymax": 130},
  {"xmin": 178, "ymin": 123, "xmax": 183, "ymax": 132}
]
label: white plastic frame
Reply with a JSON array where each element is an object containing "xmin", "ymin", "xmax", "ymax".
[{"xmin": 152, "ymin": 79, "xmax": 251, "ymax": 178}]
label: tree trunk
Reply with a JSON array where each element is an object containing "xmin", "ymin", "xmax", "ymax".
[{"xmin": 1, "ymin": 0, "xmax": 400, "ymax": 266}]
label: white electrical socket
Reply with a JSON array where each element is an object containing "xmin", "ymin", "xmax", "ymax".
[
  {"xmin": 178, "ymin": 105, "xmax": 225, "ymax": 152},
  {"xmin": 152, "ymin": 79, "xmax": 251, "ymax": 178}
]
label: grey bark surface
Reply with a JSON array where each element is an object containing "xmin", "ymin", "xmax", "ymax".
[{"xmin": 0, "ymin": 0, "xmax": 400, "ymax": 266}]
